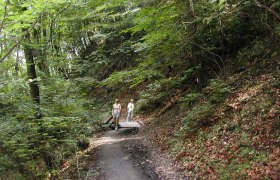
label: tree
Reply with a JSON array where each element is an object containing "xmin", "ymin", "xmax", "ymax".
[{"xmin": 22, "ymin": 30, "xmax": 41, "ymax": 118}]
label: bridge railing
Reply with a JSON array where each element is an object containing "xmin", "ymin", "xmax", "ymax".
[{"xmin": 101, "ymin": 116, "xmax": 142, "ymax": 129}]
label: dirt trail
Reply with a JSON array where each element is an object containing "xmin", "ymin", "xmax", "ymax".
[
  {"xmin": 97, "ymin": 130, "xmax": 153, "ymax": 180},
  {"xmin": 86, "ymin": 126, "xmax": 188, "ymax": 180}
]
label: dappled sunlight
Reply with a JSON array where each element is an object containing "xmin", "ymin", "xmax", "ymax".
[
  {"xmin": 90, "ymin": 131, "xmax": 142, "ymax": 148},
  {"xmin": 1, "ymin": 0, "xmax": 279, "ymax": 178}
]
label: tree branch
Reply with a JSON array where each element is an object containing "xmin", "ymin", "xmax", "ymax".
[
  {"xmin": 0, "ymin": 0, "xmax": 8, "ymax": 35},
  {"xmin": 190, "ymin": 41, "xmax": 225, "ymax": 73},
  {"xmin": 0, "ymin": 14, "xmax": 42, "ymax": 63},
  {"xmin": 253, "ymin": 0, "xmax": 280, "ymax": 21},
  {"xmin": 49, "ymin": 4, "xmax": 71, "ymax": 44}
]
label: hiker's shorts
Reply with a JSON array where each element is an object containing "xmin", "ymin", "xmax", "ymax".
[{"xmin": 113, "ymin": 112, "xmax": 121, "ymax": 118}]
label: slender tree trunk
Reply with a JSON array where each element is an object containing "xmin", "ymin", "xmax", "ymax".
[
  {"xmin": 189, "ymin": 0, "xmax": 196, "ymax": 32},
  {"xmin": 188, "ymin": 0, "xmax": 209, "ymax": 86},
  {"xmin": 188, "ymin": 0, "xmax": 201, "ymax": 85},
  {"xmin": 0, "ymin": 0, "xmax": 8, "ymax": 35},
  {"xmin": 14, "ymin": 45, "xmax": 20, "ymax": 77},
  {"xmin": 34, "ymin": 27, "xmax": 49, "ymax": 75},
  {"xmin": 23, "ymin": 31, "xmax": 42, "ymax": 118}
]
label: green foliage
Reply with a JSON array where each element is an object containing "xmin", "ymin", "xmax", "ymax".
[
  {"xmin": 236, "ymin": 38, "xmax": 275, "ymax": 67},
  {"xmin": 179, "ymin": 103, "xmax": 214, "ymax": 134},
  {"xmin": 136, "ymin": 92, "xmax": 166, "ymax": 113},
  {"xmin": 218, "ymin": 145, "xmax": 268, "ymax": 179},
  {"xmin": 77, "ymin": 135, "xmax": 90, "ymax": 150},
  {"xmin": 41, "ymin": 77, "xmax": 87, "ymax": 116},
  {"xmin": 240, "ymin": 93, "xmax": 274, "ymax": 118},
  {"xmin": 169, "ymin": 138, "xmax": 184, "ymax": 155},
  {"xmin": 218, "ymin": 159, "xmax": 251, "ymax": 179},
  {"xmin": 1, "ymin": 0, "xmax": 280, "ymax": 178},
  {"xmin": 204, "ymin": 80, "xmax": 232, "ymax": 103},
  {"xmin": 0, "ymin": 74, "xmax": 94, "ymax": 178},
  {"xmin": 100, "ymin": 69, "xmax": 162, "ymax": 89},
  {"xmin": 136, "ymin": 77, "xmax": 182, "ymax": 113},
  {"xmin": 180, "ymin": 92, "xmax": 203, "ymax": 107}
]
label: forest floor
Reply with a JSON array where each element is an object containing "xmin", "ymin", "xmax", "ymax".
[
  {"xmin": 140, "ymin": 61, "xmax": 280, "ymax": 179},
  {"xmin": 61, "ymin": 122, "xmax": 188, "ymax": 180}
]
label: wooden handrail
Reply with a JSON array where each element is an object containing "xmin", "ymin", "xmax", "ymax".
[{"xmin": 103, "ymin": 116, "xmax": 113, "ymax": 124}]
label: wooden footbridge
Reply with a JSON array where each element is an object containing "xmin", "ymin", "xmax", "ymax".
[{"xmin": 102, "ymin": 116, "xmax": 142, "ymax": 129}]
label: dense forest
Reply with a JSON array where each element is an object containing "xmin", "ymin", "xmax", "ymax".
[{"xmin": 0, "ymin": 0, "xmax": 279, "ymax": 179}]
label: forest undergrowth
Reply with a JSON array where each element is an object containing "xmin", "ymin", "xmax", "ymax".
[
  {"xmin": 143, "ymin": 60, "xmax": 280, "ymax": 179},
  {"xmin": 1, "ymin": 0, "xmax": 280, "ymax": 179}
]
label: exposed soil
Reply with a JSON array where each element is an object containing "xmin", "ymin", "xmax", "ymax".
[
  {"xmin": 89, "ymin": 127, "xmax": 189, "ymax": 180},
  {"xmin": 61, "ymin": 126, "xmax": 189, "ymax": 180}
]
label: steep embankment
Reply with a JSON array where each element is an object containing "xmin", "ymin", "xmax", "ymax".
[{"xmin": 143, "ymin": 61, "xmax": 280, "ymax": 179}]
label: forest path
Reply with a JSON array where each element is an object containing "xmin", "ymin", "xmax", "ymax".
[{"xmin": 89, "ymin": 128, "xmax": 159, "ymax": 180}]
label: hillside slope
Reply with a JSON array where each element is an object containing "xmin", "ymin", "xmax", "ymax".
[{"xmin": 142, "ymin": 61, "xmax": 279, "ymax": 179}]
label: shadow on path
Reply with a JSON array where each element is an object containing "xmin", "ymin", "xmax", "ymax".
[{"xmin": 87, "ymin": 128, "xmax": 159, "ymax": 180}]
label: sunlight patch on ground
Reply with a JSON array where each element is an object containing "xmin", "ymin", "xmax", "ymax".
[{"xmin": 90, "ymin": 133, "xmax": 142, "ymax": 148}]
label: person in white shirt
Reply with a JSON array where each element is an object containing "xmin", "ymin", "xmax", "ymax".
[
  {"xmin": 126, "ymin": 99, "xmax": 134, "ymax": 122},
  {"xmin": 112, "ymin": 99, "xmax": 121, "ymax": 130}
]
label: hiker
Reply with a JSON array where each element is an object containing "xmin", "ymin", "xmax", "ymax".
[
  {"xmin": 126, "ymin": 99, "xmax": 134, "ymax": 122},
  {"xmin": 112, "ymin": 99, "xmax": 121, "ymax": 130}
]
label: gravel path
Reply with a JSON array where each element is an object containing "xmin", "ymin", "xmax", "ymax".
[
  {"xmin": 86, "ymin": 128, "xmax": 188, "ymax": 180},
  {"xmin": 99, "ymin": 130, "xmax": 153, "ymax": 180}
]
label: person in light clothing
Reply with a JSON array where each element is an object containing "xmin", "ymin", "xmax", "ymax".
[
  {"xmin": 126, "ymin": 99, "xmax": 134, "ymax": 122},
  {"xmin": 112, "ymin": 99, "xmax": 121, "ymax": 130}
]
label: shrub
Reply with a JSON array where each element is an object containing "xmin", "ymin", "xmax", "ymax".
[
  {"xmin": 177, "ymin": 103, "xmax": 214, "ymax": 137},
  {"xmin": 179, "ymin": 92, "xmax": 203, "ymax": 107},
  {"xmin": 77, "ymin": 136, "xmax": 90, "ymax": 150},
  {"xmin": 204, "ymin": 80, "xmax": 232, "ymax": 104}
]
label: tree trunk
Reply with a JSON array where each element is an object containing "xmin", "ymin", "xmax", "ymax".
[
  {"xmin": 0, "ymin": 0, "xmax": 8, "ymax": 35},
  {"xmin": 188, "ymin": 0, "xmax": 203, "ymax": 86},
  {"xmin": 34, "ymin": 27, "xmax": 50, "ymax": 75},
  {"xmin": 14, "ymin": 45, "xmax": 20, "ymax": 77},
  {"xmin": 23, "ymin": 31, "xmax": 42, "ymax": 118}
]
